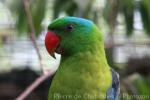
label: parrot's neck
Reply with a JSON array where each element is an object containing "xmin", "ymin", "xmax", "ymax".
[
  {"xmin": 61, "ymin": 42, "xmax": 109, "ymax": 71},
  {"xmin": 60, "ymin": 50, "xmax": 110, "ymax": 75}
]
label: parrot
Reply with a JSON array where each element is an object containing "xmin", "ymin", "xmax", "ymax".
[{"xmin": 45, "ymin": 17, "xmax": 120, "ymax": 100}]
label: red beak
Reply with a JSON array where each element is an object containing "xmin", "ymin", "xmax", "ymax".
[{"xmin": 45, "ymin": 31, "xmax": 60, "ymax": 58}]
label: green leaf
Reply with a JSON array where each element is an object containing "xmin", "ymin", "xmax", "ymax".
[
  {"xmin": 16, "ymin": 1, "xmax": 27, "ymax": 35},
  {"xmin": 122, "ymin": 0, "xmax": 134, "ymax": 36},
  {"xmin": 53, "ymin": 0, "xmax": 73, "ymax": 18},
  {"xmin": 15, "ymin": 0, "xmax": 47, "ymax": 36},
  {"xmin": 139, "ymin": 0, "xmax": 150, "ymax": 36},
  {"xmin": 65, "ymin": 1, "xmax": 78, "ymax": 16},
  {"xmin": 103, "ymin": 0, "xmax": 119, "ymax": 29},
  {"xmin": 31, "ymin": 0, "xmax": 47, "ymax": 36},
  {"xmin": 53, "ymin": 0, "xmax": 81, "ymax": 19},
  {"xmin": 83, "ymin": 0, "xmax": 94, "ymax": 18},
  {"xmin": 134, "ymin": 76, "xmax": 150, "ymax": 94}
]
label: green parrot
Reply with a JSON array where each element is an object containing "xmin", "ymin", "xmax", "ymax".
[{"xmin": 45, "ymin": 17, "xmax": 120, "ymax": 100}]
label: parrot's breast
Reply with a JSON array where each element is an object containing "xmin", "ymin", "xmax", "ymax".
[{"xmin": 48, "ymin": 51, "xmax": 112, "ymax": 100}]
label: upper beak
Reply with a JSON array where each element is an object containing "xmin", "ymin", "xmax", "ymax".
[{"xmin": 45, "ymin": 31, "xmax": 60, "ymax": 59}]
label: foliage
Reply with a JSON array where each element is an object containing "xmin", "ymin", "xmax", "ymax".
[
  {"xmin": 133, "ymin": 76, "xmax": 150, "ymax": 95},
  {"xmin": 53, "ymin": 0, "xmax": 77, "ymax": 18},
  {"xmin": 53, "ymin": 0, "xmax": 94, "ymax": 19},
  {"xmin": 1, "ymin": 0, "xmax": 150, "ymax": 37},
  {"xmin": 121, "ymin": 0, "xmax": 134, "ymax": 36},
  {"xmin": 139, "ymin": 0, "xmax": 150, "ymax": 36},
  {"xmin": 4, "ymin": 0, "xmax": 47, "ymax": 36},
  {"xmin": 103, "ymin": 0, "xmax": 150, "ymax": 36}
]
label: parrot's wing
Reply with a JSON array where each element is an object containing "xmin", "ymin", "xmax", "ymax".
[{"xmin": 106, "ymin": 69, "xmax": 120, "ymax": 100}]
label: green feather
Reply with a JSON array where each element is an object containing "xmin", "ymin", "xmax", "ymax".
[{"xmin": 48, "ymin": 17, "xmax": 112, "ymax": 100}]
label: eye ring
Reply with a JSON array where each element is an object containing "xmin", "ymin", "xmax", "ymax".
[{"xmin": 66, "ymin": 24, "xmax": 74, "ymax": 30}]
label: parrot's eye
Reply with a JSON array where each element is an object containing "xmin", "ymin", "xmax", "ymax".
[{"xmin": 66, "ymin": 24, "xmax": 74, "ymax": 31}]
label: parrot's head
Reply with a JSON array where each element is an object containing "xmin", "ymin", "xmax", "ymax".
[{"xmin": 45, "ymin": 17, "xmax": 102, "ymax": 58}]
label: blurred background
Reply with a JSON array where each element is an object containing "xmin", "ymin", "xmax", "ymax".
[{"xmin": 0, "ymin": 0, "xmax": 150, "ymax": 100}]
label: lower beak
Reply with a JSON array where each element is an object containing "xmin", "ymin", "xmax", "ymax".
[{"xmin": 50, "ymin": 51, "xmax": 56, "ymax": 58}]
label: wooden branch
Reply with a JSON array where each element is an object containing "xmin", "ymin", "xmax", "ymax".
[
  {"xmin": 15, "ymin": 0, "xmax": 51, "ymax": 100},
  {"xmin": 15, "ymin": 71, "xmax": 54, "ymax": 100},
  {"xmin": 23, "ymin": 0, "xmax": 43, "ymax": 72}
]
